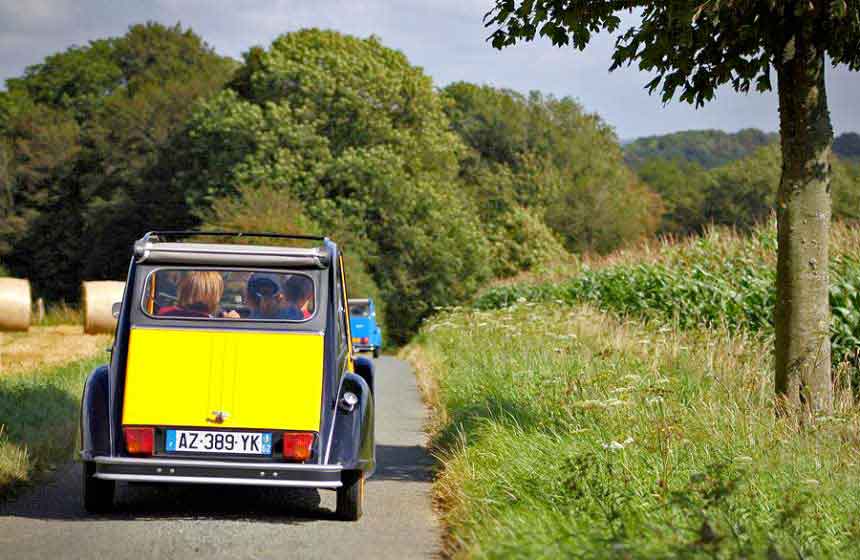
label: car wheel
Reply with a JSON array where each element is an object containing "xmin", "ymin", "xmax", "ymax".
[
  {"xmin": 336, "ymin": 470, "xmax": 365, "ymax": 521},
  {"xmin": 82, "ymin": 461, "xmax": 115, "ymax": 513},
  {"xmin": 373, "ymin": 347, "xmax": 380, "ymax": 359}
]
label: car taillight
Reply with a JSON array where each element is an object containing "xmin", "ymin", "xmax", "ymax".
[
  {"xmin": 361, "ymin": 337, "xmax": 369, "ymax": 344},
  {"xmin": 124, "ymin": 426, "xmax": 154, "ymax": 456},
  {"xmin": 282, "ymin": 432, "xmax": 314, "ymax": 462}
]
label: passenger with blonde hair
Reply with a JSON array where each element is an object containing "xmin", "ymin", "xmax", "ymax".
[{"xmin": 157, "ymin": 271, "xmax": 226, "ymax": 318}]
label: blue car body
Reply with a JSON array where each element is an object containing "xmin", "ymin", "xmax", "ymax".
[{"xmin": 349, "ymin": 298, "xmax": 382, "ymax": 357}]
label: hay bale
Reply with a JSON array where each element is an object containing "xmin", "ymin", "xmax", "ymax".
[
  {"xmin": 0, "ymin": 278, "xmax": 31, "ymax": 331},
  {"xmin": 83, "ymin": 281, "xmax": 125, "ymax": 334}
]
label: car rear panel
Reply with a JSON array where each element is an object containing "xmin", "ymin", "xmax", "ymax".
[{"xmin": 122, "ymin": 327, "xmax": 324, "ymax": 432}]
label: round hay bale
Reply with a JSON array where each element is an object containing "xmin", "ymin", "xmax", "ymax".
[
  {"xmin": 0, "ymin": 278, "xmax": 31, "ymax": 332},
  {"xmin": 83, "ymin": 281, "xmax": 125, "ymax": 334}
]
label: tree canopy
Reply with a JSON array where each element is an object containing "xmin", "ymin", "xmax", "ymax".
[
  {"xmin": 624, "ymin": 129, "xmax": 778, "ymax": 169},
  {"xmin": 0, "ymin": 22, "xmax": 235, "ymax": 300},
  {"xmin": 486, "ymin": 2, "xmax": 860, "ymax": 106}
]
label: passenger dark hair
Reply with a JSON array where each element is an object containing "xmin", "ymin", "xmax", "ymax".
[{"xmin": 284, "ymin": 275, "xmax": 307, "ymax": 303}]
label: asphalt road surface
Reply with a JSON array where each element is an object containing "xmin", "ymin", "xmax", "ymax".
[{"xmin": 0, "ymin": 357, "xmax": 439, "ymax": 559}]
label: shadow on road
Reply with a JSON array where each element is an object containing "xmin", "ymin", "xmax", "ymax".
[
  {"xmin": 2, "ymin": 443, "xmax": 436, "ymax": 523},
  {"xmin": 373, "ymin": 444, "xmax": 435, "ymax": 482},
  {"xmin": 0, "ymin": 463, "xmax": 328, "ymax": 524}
]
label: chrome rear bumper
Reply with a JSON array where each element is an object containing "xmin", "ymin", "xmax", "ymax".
[{"xmin": 91, "ymin": 456, "xmax": 343, "ymax": 488}]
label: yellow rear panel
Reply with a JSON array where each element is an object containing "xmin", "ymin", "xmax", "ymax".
[{"xmin": 122, "ymin": 327, "xmax": 324, "ymax": 431}]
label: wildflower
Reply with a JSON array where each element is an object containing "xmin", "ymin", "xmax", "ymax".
[{"xmin": 602, "ymin": 440, "xmax": 625, "ymax": 451}]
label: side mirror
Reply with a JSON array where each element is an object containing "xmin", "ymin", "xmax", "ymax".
[{"xmin": 111, "ymin": 302, "xmax": 122, "ymax": 319}]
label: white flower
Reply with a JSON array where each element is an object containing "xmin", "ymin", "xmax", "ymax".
[{"xmin": 602, "ymin": 440, "xmax": 625, "ymax": 451}]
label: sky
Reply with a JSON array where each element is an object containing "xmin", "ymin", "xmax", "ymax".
[{"xmin": 1, "ymin": 0, "xmax": 857, "ymax": 139}]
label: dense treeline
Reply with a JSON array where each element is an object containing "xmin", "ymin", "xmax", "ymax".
[
  {"xmin": 443, "ymin": 83, "xmax": 659, "ymax": 257},
  {"xmin": 639, "ymin": 145, "xmax": 860, "ymax": 236},
  {"xmin": 2, "ymin": 24, "xmax": 856, "ymax": 341},
  {"xmin": 0, "ymin": 23, "xmax": 235, "ymax": 301},
  {"xmin": 0, "ymin": 25, "xmax": 659, "ymax": 342},
  {"xmin": 623, "ymin": 128, "xmax": 777, "ymax": 169},
  {"xmin": 624, "ymin": 128, "xmax": 860, "ymax": 169}
]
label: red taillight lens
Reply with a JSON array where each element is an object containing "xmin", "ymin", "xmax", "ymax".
[
  {"xmin": 282, "ymin": 432, "xmax": 314, "ymax": 462},
  {"xmin": 361, "ymin": 337, "xmax": 369, "ymax": 344},
  {"xmin": 124, "ymin": 427, "xmax": 154, "ymax": 456}
]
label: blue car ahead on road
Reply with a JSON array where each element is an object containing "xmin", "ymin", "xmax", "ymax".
[{"xmin": 349, "ymin": 298, "xmax": 382, "ymax": 358}]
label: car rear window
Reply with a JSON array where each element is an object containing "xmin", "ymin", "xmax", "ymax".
[
  {"xmin": 142, "ymin": 269, "xmax": 314, "ymax": 321},
  {"xmin": 349, "ymin": 301, "xmax": 370, "ymax": 317}
]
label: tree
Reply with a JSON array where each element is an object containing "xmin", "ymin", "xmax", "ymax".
[
  {"xmin": 443, "ymin": 82, "xmax": 660, "ymax": 255},
  {"xmin": 0, "ymin": 22, "xmax": 234, "ymax": 297},
  {"xmin": 178, "ymin": 30, "xmax": 492, "ymax": 342},
  {"xmin": 636, "ymin": 158, "xmax": 711, "ymax": 235},
  {"xmin": 486, "ymin": 1, "xmax": 860, "ymax": 413}
]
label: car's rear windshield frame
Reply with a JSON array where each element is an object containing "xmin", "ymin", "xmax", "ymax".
[{"xmin": 138, "ymin": 266, "xmax": 319, "ymax": 324}]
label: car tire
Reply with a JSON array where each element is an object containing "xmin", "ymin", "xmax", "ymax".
[
  {"xmin": 336, "ymin": 471, "xmax": 365, "ymax": 521},
  {"xmin": 373, "ymin": 347, "xmax": 380, "ymax": 359},
  {"xmin": 82, "ymin": 461, "xmax": 115, "ymax": 513}
]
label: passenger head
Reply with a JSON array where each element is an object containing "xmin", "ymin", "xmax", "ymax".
[
  {"xmin": 177, "ymin": 271, "xmax": 223, "ymax": 315},
  {"xmin": 284, "ymin": 276, "xmax": 307, "ymax": 306},
  {"xmin": 247, "ymin": 273, "xmax": 281, "ymax": 317}
]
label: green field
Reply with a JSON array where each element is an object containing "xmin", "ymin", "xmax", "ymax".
[{"xmin": 409, "ymin": 304, "xmax": 860, "ymax": 558}]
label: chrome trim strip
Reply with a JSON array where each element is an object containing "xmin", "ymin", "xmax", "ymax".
[
  {"xmin": 93, "ymin": 456, "xmax": 342, "ymax": 472},
  {"xmin": 95, "ymin": 473, "xmax": 341, "ymax": 488},
  {"xmin": 323, "ymin": 374, "xmax": 347, "ymax": 464}
]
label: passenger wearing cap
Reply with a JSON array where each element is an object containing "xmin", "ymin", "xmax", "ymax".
[{"xmin": 247, "ymin": 273, "xmax": 303, "ymax": 320}]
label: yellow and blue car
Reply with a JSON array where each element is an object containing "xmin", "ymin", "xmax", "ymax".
[{"xmin": 79, "ymin": 231, "xmax": 375, "ymax": 520}]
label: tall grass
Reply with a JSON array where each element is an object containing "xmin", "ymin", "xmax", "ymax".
[
  {"xmin": 411, "ymin": 304, "xmax": 860, "ymax": 558},
  {"xmin": 33, "ymin": 302, "xmax": 83, "ymax": 326},
  {"xmin": 0, "ymin": 357, "xmax": 101, "ymax": 498},
  {"xmin": 476, "ymin": 221, "xmax": 860, "ymax": 367}
]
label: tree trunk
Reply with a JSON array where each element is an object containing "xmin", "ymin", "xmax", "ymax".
[{"xmin": 774, "ymin": 18, "xmax": 833, "ymax": 414}]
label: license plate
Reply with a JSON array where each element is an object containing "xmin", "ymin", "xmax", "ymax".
[{"xmin": 165, "ymin": 430, "xmax": 272, "ymax": 455}]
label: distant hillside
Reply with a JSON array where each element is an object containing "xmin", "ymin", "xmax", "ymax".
[
  {"xmin": 623, "ymin": 128, "xmax": 777, "ymax": 169},
  {"xmin": 625, "ymin": 128, "xmax": 860, "ymax": 168},
  {"xmin": 834, "ymin": 132, "xmax": 860, "ymax": 160}
]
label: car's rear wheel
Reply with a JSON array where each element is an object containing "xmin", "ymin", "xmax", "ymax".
[
  {"xmin": 336, "ymin": 471, "xmax": 365, "ymax": 521},
  {"xmin": 373, "ymin": 347, "xmax": 380, "ymax": 359},
  {"xmin": 82, "ymin": 461, "xmax": 115, "ymax": 513}
]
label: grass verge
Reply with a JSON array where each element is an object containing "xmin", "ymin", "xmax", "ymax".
[
  {"xmin": 409, "ymin": 304, "xmax": 860, "ymax": 558},
  {"xmin": 0, "ymin": 357, "xmax": 103, "ymax": 499}
]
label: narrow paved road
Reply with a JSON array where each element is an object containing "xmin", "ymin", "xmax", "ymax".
[{"xmin": 0, "ymin": 357, "xmax": 438, "ymax": 559}]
